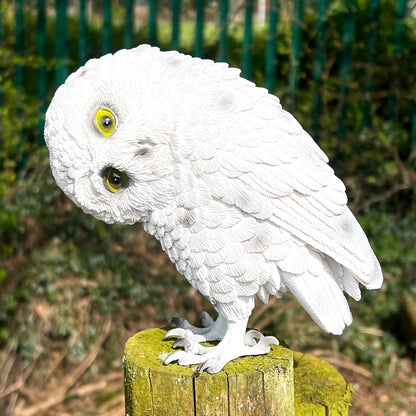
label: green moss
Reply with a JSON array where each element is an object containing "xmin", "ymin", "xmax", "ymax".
[{"xmin": 293, "ymin": 351, "xmax": 353, "ymax": 415}]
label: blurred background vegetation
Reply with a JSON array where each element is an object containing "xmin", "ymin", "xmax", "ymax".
[{"xmin": 1, "ymin": 0, "xmax": 416, "ymax": 415}]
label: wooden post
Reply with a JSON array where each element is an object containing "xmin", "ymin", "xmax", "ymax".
[{"xmin": 124, "ymin": 328, "xmax": 352, "ymax": 416}]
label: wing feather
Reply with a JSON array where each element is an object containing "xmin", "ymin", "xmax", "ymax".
[{"xmin": 188, "ymin": 103, "xmax": 382, "ymax": 290}]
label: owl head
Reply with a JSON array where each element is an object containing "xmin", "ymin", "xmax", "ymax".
[{"xmin": 44, "ymin": 45, "xmax": 181, "ymax": 225}]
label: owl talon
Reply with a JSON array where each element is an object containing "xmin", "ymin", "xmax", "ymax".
[
  {"xmin": 165, "ymin": 327, "xmax": 210, "ymax": 353},
  {"xmin": 244, "ymin": 329, "xmax": 263, "ymax": 346},
  {"xmin": 164, "ymin": 350, "xmax": 188, "ymax": 365},
  {"xmin": 199, "ymin": 358, "xmax": 222, "ymax": 374},
  {"xmin": 165, "ymin": 328, "xmax": 190, "ymax": 339},
  {"xmin": 262, "ymin": 335, "xmax": 279, "ymax": 347},
  {"xmin": 174, "ymin": 336, "xmax": 208, "ymax": 353}
]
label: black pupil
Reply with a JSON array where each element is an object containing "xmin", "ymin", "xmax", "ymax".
[
  {"xmin": 102, "ymin": 116, "xmax": 112, "ymax": 128},
  {"xmin": 110, "ymin": 171, "xmax": 121, "ymax": 185}
]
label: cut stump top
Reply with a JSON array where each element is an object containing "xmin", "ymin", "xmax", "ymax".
[{"xmin": 124, "ymin": 328, "xmax": 352, "ymax": 416}]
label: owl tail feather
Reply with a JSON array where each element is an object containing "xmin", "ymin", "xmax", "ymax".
[{"xmin": 284, "ymin": 270, "xmax": 353, "ymax": 335}]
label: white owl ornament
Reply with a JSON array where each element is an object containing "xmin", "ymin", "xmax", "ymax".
[{"xmin": 45, "ymin": 45, "xmax": 383, "ymax": 374}]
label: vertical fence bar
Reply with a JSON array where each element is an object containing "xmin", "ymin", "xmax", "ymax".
[
  {"xmin": 311, "ymin": 0, "xmax": 329, "ymax": 142},
  {"xmin": 148, "ymin": 0, "xmax": 158, "ymax": 46},
  {"xmin": 102, "ymin": 0, "xmax": 112, "ymax": 54},
  {"xmin": 362, "ymin": 0, "xmax": 380, "ymax": 129},
  {"xmin": 0, "ymin": 3, "xmax": 5, "ymax": 167},
  {"xmin": 12, "ymin": 0, "xmax": 25, "ymax": 169},
  {"xmin": 336, "ymin": 0, "xmax": 355, "ymax": 139},
  {"xmin": 289, "ymin": 0, "xmax": 304, "ymax": 112},
  {"xmin": 171, "ymin": 0, "xmax": 181, "ymax": 50},
  {"xmin": 0, "ymin": 1, "xmax": 2, "ymax": 166},
  {"xmin": 14, "ymin": 0, "xmax": 24, "ymax": 88},
  {"xmin": 242, "ymin": 0, "xmax": 254, "ymax": 80},
  {"xmin": 37, "ymin": 0, "xmax": 47, "ymax": 144},
  {"xmin": 55, "ymin": 0, "xmax": 69, "ymax": 86},
  {"xmin": 194, "ymin": 0, "xmax": 204, "ymax": 57},
  {"xmin": 412, "ymin": 99, "xmax": 416, "ymax": 165},
  {"xmin": 79, "ymin": 0, "xmax": 88, "ymax": 65},
  {"xmin": 387, "ymin": 0, "xmax": 407, "ymax": 122},
  {"xmin": 265, "ymin": 0, "xmax": 279, "ymax": 92},
  {"xmin": 0, "ymin": 1, "xmax": 2, "ymax": 43},
  {"xmin": 124, "ymin": 0, "xmax": 134, "ymax": 49},
  {"xmin": 14, "ymin": 0, "xmax": 25, "ymax": 168},
  {"xmin": 218, "ymin": 0, "xmax": 229, "ymax": 62},
  {"xmin": 0, "ymin": 1, "xmax": 3, "ymax": 108}
]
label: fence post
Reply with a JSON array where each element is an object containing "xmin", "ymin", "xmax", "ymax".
[
  {"xmin": 194, "ymin": 0, "xmax": 205, "ymax": 57},
  {"xmin": 171, "ymin": 0, "xmax": 181, "ymax": 50},
  {"xmin": 78, "ymin": 0, "xmax": 88, "ymax": 65},
  {"xmin": 55, "ymin": 0, "xmax": 69, "ymax": 86},
  {"xmin": 124, "ymin": 0, "xmax": 134, "ymax": 49},
  {"xmin": 36, "ymin": 0, "xmax": 47, "ymax": 145},
  {"xmin": 336, "ymin": 0, "xmax": 355, "ymax": 139},
  {"xmin": 124, "ymin": 328, "xmax": 352, "ymax": 416},
  {"xmin": 102, "ymin": 0, "xmax": 112, "ymax": 54},
  {"xmin": 148, "ymin": 0, "xmax": 158, "ymax": 46},
  {"xmin": 362, "ymin": 0, "xmax": 381, "ymax": 129},
  {"xmin": 387, "ymin": 0, "xmax": 407, "ymax": 123},
  {"xmin": 241, "ymin": 0, "xmax": 254, "ymax": 80},
  {"xmin": 289, "ymin": 0, "xmax": 304, "ymax": 112},
  {"xmin": 412, "ymin": 100, "xmax": 416, "ymax": 163},
  {"xmin": 311, "ymin": 0, "xmax": 329, "ymax": 143},
  {"xmin": 14, "ymin": 0, "xmax": 24, "ymax": 88},
  {"xmin": 0, "ymin": 2, "xmax": 2, "ymax": 110},
  {"xmin": 264, "ymin": 0, "xmax": 279, "ymax": 93},
  {"xmin": 218, "ymin": 0, "xmax": 229, "ymax": 62}
]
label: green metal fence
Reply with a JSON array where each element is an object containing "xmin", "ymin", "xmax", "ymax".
[{"xmin": 1, "ymin": 0, "xmax": 415, "ymax": 155}]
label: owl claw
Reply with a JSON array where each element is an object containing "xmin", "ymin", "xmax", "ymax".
[
  {"xmin": 165, "ymin": 327, "xmax": 190, "ymax": 339},
  {"xmin": 199, "ymin": 358, "xmax": 223, "ymax": 374},
  {"xmin": 244, "ymin": 329, "xmax": 263, "ymax": 346},
  {"xmin": 164, "ymin": 350, "xmax": 188, "ymax": 365},
  {"xmin": 165, "ymin": 328, "xmax": 208, "ymax": 353},
  {"xmin": 244, "ymin": 330, "xmax": 279, "ymax": 347},
  {"xmin": 262, "ymin": 335, "xmax": 279, "ymax": 346}
]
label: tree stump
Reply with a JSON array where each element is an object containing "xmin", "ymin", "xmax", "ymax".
[{"xmin": 124, "ymin": 328, "xmax": 352, "ymax": 416}]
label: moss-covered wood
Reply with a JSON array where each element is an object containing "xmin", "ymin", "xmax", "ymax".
[
  {"xmin": 123, "ymin": 328, "xmax": 352, "ymax": 416},
  {"xmin": 293, "ymin": 351, "xmax": 353, "ymax": 415}
]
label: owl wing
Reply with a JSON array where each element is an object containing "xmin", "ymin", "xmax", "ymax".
[{"xmin": 187, "ymin": 100, "xmax": 383, "ymax": 300}]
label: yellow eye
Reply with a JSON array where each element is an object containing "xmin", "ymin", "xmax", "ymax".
[
  {"xmin": 94, "ymin": 108, "xmax": 116, "ymax": 137},
  {"xmin": 105, "ymin": 167, "xmax": 127, "ymax": 193}
]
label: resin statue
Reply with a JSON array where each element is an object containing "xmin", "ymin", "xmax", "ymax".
[{"xmin": 44, "ymin": 45, "xmax": 383, "ymax": 374}]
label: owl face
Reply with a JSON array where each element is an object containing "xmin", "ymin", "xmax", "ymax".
[{"xmin": 44, "ymin": 48, "xmax": 177, "ymax": 225}]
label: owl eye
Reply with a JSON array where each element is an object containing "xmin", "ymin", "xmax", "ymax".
[
  {"xmin": 104, "ymin": 167, "xmax": 127, "ymax": 193},
  {"xmin": 95, "ymin": 108, "xmax": 116, "ymax": 137}
]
